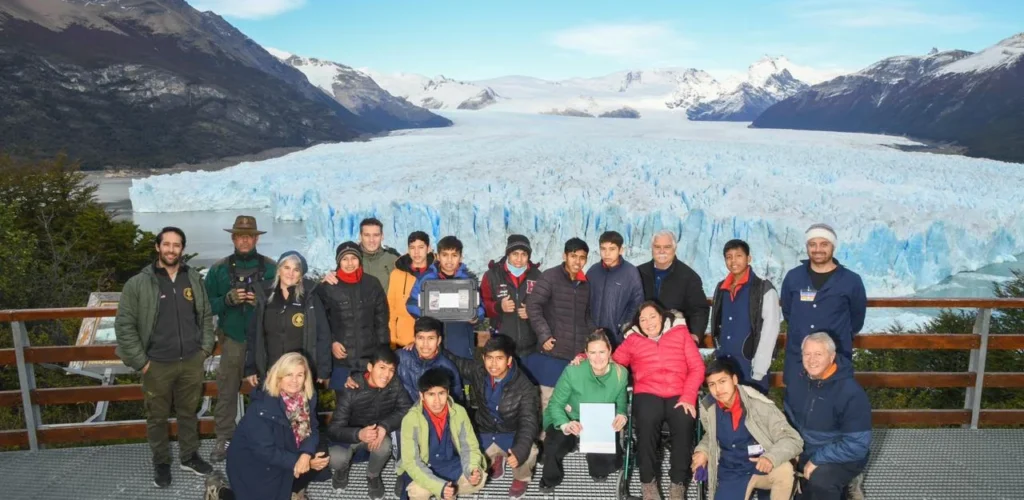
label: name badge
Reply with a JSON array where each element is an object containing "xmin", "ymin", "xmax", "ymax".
[
  {"xmin": 800, "ymin": 288, "xmax": 816, "ymax": 302},
  {"xmin": 748, "ymin": 444, "xmax": 765, "ymax": 457}
]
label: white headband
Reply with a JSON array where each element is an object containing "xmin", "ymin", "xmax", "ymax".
[{"xmin": 805, "ymin": 227, "xmax": 837, "ymax": 246}]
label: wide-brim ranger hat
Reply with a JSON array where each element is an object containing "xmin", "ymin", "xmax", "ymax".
[{"xmin": 224, "ymin": 215, "xmax": 267, "ymax": 235}]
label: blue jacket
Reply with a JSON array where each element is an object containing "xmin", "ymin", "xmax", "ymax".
[
  {"xmin": 227, "ymin": 391, "xmax": 320, "ymax": 500},
  {"xmin": 406, "ymin": 262, "xmax": 485, "ymax": 359},
  {"xmin": 780, "ymin": 259, "xmax": 867, "ymax": 383},
  {"xmin": 586, "ymin": 258, "xmax": 645, "ymax": 344},
  {"xmin": 395, "ymin": 347, "xmax": 464, "ymax": 405},
  {"xmin": 783, "ymin": 356, "xmax": 871, "ymax": 467}
]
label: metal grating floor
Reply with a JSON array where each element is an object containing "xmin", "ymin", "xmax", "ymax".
[{"xmin": 1, "ymin": 429, "xmax": 1022, "ymax": 499}]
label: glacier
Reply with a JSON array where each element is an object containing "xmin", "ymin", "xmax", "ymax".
[{"xmin": 130, "ymin": 111, "xmax": 1024, "ymax": 299}]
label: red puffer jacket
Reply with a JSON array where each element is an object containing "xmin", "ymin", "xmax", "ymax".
[{"xmin": 613, "ymin": 317, "xmax": 705, "ymax": 406}]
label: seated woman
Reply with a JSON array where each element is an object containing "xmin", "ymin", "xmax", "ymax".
[
  {"xmin": 212, "ymin": 352, "xmax": 329, "ymax": 500},
  {"xmin": 614, "ymin": 301, "xmax": 706, "ymax": 500},
  {"xmin": 245, "ymin": 251, "xmax": 332, "ymax": 389},
  {"xmin": 539, "ymin": 330, "xmax": 629, "ymax": 494}
]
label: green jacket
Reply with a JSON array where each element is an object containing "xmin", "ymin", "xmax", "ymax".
[
  {"xmin": 399, "ymin": 398, "xmax": 485, "ymax": 498},
  {"xmin": 114, "ymin": 264, "xmax": 215, "ymax": 371},
  {"xmin": 543, "ymin": 359, "xmax": 629, "ymax": 430},
  {"xmin": 204, "ymin": 250, "xmax": 277, "ymax": 342},
  {"xmin": 362, "ymin": 246, "xmax": 399, "ymax": 292},
  {"xmin": 694, "ymin": 385, "xmax": 804, "ymax": 499}
]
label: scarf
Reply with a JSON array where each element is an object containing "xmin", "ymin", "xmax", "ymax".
[
  {"xmin": 336, "ymin": 267, "xmax": 363, "ymax": 284},
  {"xmin": 427, "ymin": 403, "xmax": 450, "ymax": 439},
  {"xmin": 717, "ymin": 393, "xmax": 744, "ymax": 431},
  {"xmin": 281, "ymin": 392, "xmax": 311, "ymax": 448}
]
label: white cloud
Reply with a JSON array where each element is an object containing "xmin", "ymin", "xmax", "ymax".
[
  {"xmin": 188, "ymin": 0, "xmax": 306, "ymax": 20},
  {"xmin": 550, "ymin": 22, "xmax": 694, "ymax": 61},
  {"xmin": 791, "ymin": 1, "xmax": 985, "ymax": 32}
]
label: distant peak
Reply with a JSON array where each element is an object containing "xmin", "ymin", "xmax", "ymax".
[{"xmin": 928, "ymin": 47, "xmax": 939, "ymax": 55}]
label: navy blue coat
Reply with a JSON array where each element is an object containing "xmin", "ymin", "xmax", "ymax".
[
  {"xmin": 226, "ymin": 391, "xmax": 320, "ymax": 500},
  {"xmin": 780, "ymin": 259, "xmax": 867, "ymax": 384},
  {"xmin": 783, "ymin": 356, "xmax": 871, "ymax": 467},
  {"xmin": 586, "ymin": 258, "xmax": 645, "ymax": 345},
  {"xmin": 395, "ymin": 347, "xmax": 464, "ymax": 405}
]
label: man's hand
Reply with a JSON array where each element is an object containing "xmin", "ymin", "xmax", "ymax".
[
  {"xmin": 501, "ymin": 296, "xmax": 516, "ymax": 313},
  {"xmin": 322, "ymin": 274, "xmax": 339, "ymax": 285},
  {"xmin": 674, "ymin": 400, "xmax": 697, "ymax": 418},
  {"xmin": 293, "ymin": 453, "xmax": 311, "ymax": 478},
  {"xmin": 332, "ymin": 342, "xmax": 347, "ymax": 359},
  {"xmin": 562, "ymin": 421, "xmax": 582, "ymax": 436},
  {"xmin": 369, "ymin": 426, "xmax": 387, "ymax": 452},
  {"xmin": 310, "ymin": 451, "xmax": 330, "ymax": 471},
  {"xmin": 517, "ymin": 306, "xmax": 528, "ymax": 319},
  {"xmin": 243, "ymin": 291, "xmax": 257, "ymax": 305},
  {"xmin": 569, "ymin": 352, "xmax": 586, "ymax": 366},
  {"xmin": 442, "ymin": 482, "xmax": 456, "ymax": 500},
  {"xmin": 542, "ymin": 338, "xmax": 556, "ymax": 352},
  {"xmin": 245, "ymin": 375, "xmax": 258, "ymax": 388},
  {"xmin": 226, "ymin": 288, "xmax": 246, "ymax": 306},
  {"xmin": 691, "ymin": 451, "xmax": 708, "ymax": 473},
  {"xmin": 468, "ymin": 316, "xmax": 479, "ymax": 325},
  {"xmin": 358, "ymin": 424, "xmax": 379, "ymax": 444},
  {"xmin": 803, "ymin": 461, "xmax": 817, "ymax": 479},
  {"xmin": 506, "ymin": 450, "xmax": 519, "ymax": 468},
  {"xmin": 141, "ymin": 362, "xmax": 151, "ymax": 375},
  {"xmin": 468, "ymin": 468, "xmax": 482, "ymax": 486},
  {"xmin": 750, "ymin": 456, "xmax": 774, "ymax": 474},
  {"xmin": 344, "ymin": 376, "xmax": 359, "ymax": 389},
  {"xmin": 612, "ymin": 414, "xmax": 627, "ymax": 432}
]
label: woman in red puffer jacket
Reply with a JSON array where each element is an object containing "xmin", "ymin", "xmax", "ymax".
[{"xmin": 613, "ymin": 300, "xmax": 705, "ymax": 500}]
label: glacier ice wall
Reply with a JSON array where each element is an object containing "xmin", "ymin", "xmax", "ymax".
[{"xmin": 130, "ymin": 111, "xmax": 1024, "ymax": 296}]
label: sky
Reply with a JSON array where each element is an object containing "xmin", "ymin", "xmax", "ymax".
[{"xmin": 188, "ymin": 0, "xmax": 1024, "ymax": 81}]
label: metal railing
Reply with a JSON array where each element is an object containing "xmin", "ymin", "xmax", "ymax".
[{"xmin": 2, "ymin": 298, "xmax": 1024, "ymax": 451}]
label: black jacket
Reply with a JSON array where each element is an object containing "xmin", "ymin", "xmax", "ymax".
[
  {"xmin": 465, "ymin": 361, "xmax": 540, "ymax": 462},
  {"xmin": 481, "ymin": 257, "xmax": 543, "ymax": 356},
  {"xmin": 315, "ymin": 274, "xmax": 389, "ymax": 373},
  {"xmin": 245, "ymin": 278, "xmax": 331, "ymax": 381},
  {"xmin": 638, "ymin": 258, "xmax": 710, "ymax": 343},
  {"xmin": 327, "ymin": 373, "xmax": 412, "ymax": 444},
  {"xmin": 526, "ymin": 265, "xmax": 596, "ymax": 360}
]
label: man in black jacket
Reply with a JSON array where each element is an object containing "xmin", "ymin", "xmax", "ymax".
[
  {"xmin": 637, "ymin": 230, "xmax": 710, "ymax": 344},
  {"xmin": 465, "ymin": 335, "xmax": 540, "ymax": 500},
  {"xmin": 327, "ymin": 347, "xmax": 411, "ymax": 499}
]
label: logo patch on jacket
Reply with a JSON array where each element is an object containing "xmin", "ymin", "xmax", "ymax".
[
  {"xmin": 183, "ymin": 288, "xmax": 194, "ymax": 302},
  {"xmin": 292, "ymin": 313, "xmax": 305, "ymax": 327},
  {"xmin": 526, "ymin": 280, "xmax": 536, "ymax": 294}
]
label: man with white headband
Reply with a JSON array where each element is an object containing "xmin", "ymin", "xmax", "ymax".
[{"xmin": 779, "ymin": 223, "xmax": 866, "ymax": 388}]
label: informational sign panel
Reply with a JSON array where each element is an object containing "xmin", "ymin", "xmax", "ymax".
[{"xmin": 71, "ymin": 292, "xmax": 133, "ymax": 375}]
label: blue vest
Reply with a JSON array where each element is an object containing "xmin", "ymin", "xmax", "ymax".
[
  {"xmin": 480, "ymin": 370, "xmax": 516, "ymax": 451},
  {"xmin": 717, "ymin": 285, "xmax": 753, "ymax": 375},
  {"xmin": 716, "ymin": 405, "xmax": 759, "ymax": 480},
  {"xmin": 424, "ymin": 408, "xmax": 462, "ymax": 483}
]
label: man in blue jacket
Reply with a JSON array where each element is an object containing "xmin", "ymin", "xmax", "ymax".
[
  {"xmin": 586, "ymin": 231, "xmax": 644, "ymax": 346},
  {"xmin": 396, "ymin": 317, "xmax": 464, "ymax": 404},
  {"xmin": 780, "ymin": 223, "xmax": 867, "ymax": 386},
  {"xmin": 784, "ymin": 332, "xmax": 871, "ymax": 500}
]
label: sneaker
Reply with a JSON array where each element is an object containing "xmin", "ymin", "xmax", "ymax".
[
  {"xmin": 332, "ymin": 467, "xmax": 350, "ymax": 489},
  {"xmin": 204, "ymin": 471, "xmax": 228, "ymax": 500},
  {"xmin": 509, "ymin": 479, "xmax": 529, "ymax": 499},
  {"xmin": 538, "ymin": 479, "xmax": 558, "ymax": 495},
  {"xmin": 668, "ymin": 482, "xmax": 687, "ymax": 500},
  {"xmin": 181, "ymin": 453, "xmax": 214, "ymax": 476},
  {"xmin": 367, "ymin": 475, "xmax": 385, "ymax": 500},
  {"xmin": 210, "ymin": 439, "xmax": 228, "ymax": 463},
  {"xmin": 641, "ymin": 481, "xmax": 662, "ymax": 500},
  {"xmin": 153, "ymin": 463, "xmax": 172, "ymax": 488},
  {"xmin": 592, "ymin": 474, "xmax": 608, "ymax": 483},
  {"xmin": 489, "ymin": 455, "xmax": 505, "ymax": 480}
]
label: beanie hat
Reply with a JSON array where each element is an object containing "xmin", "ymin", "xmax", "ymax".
[
  {"xmin": 277, "ymin": 250, "xmax": 308, "ymax": 275},
  {"xmin": 335, "ymin": 241, "xmax": 363, "ymax": 263},
  {"xmin": 805, "ymin": 223, "xmax": 838, "ymax": 246},
  {"xmin": 505, "ymin": 234, "xmax": 532, "ymax": 257}
]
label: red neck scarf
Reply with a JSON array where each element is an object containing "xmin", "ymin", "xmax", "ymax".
[
  {"xmin": 426, "ymin": 404, "xmax": 449, "ymax": 438},
  {"xmin": 721, "ymin": 268, "xmax": 750, "ymax": 301},
  {"xmin": 717, "ymin": 392, "xmax": 744, "ymax": 431},
  {"xmin": 336, "ymin": 267, "xmax": 363, "ymax": 284}
]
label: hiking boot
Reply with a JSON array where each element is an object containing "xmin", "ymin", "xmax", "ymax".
[
  {"xmin": 538, "ymin": 478, "xmax": 558, "ymax": 495},
  {"xmin": 290, "ymin": 489, "xmax": 307, "ymax": 500},
  {"xmin": 210, "ymin": 439, "xmax": 228, "ymax": 463},
  {"xmin": 847, "ymin": 473, "xmax": 866, "ymax": 500},
  {"xmin": 641, "ymin": 481, "xmax": 662, "ymax": 500},
  {"xmin": 332, "ymin": 467, "xmax": 350, "ymax": 489},
  {"xmin": 668, "ymin": 482, "xmax": 687, "ymax": 500},
  {"xmin": 204, "ymin": 471, "xmax": 228, "ymax": 500},
  {"xmin": 509, "ymin": 479, "xmax": 529, "ymax": 499},
  {"xmin": 368, "ymin": 475, "xmax": 385, "ymax": 500},
  {"xmin": 181, "ymin": 453, "xmax": 213, "ymax": 476},
  {"xmin": 489, "ymin": 455, "xmax": 505, "ymax": 480},
  {"xmin": 153, "ymin": 463, "xmax": 172, "ymax": 488}
]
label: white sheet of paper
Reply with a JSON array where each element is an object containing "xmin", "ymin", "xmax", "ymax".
[
  {"xmin": 437, "ymin": 292, "xmax": 461, "ymax": 308},
  {"xmin": 579, "ymin": 403, "xmax": 616, "ymax": 454}
]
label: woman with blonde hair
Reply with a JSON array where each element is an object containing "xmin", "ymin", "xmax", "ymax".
[{"xmin": 222, "ymin": 352, "xmax": 329, "ymax": 500}]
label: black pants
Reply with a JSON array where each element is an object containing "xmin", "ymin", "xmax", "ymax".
[
  {"xmin": 795, "ymin": 461, "xmax": 863, "ymax": 500},
  {"xmin": 540, "ymin": 425, "xmax": 620, "ymax": 487},
  {"xmin": 633, "ymin": 393, "xmax": 695, "ymax": 484}
]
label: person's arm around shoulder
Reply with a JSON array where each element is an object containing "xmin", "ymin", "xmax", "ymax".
[
  {"xmin": 611, "ymin": 335, "xmax": 633, "ymax": 368},
  {"xmin": 113, "ymin": 276, "xmax": 148, "ymax": 371},
  {"xmin": 751, "ymin": 286, "xmax": 782, "ymax": 383}
]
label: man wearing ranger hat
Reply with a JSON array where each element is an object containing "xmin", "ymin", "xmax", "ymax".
[{"xmin": 205, "ymin": 215, "xmax": 277, "ymax": 462}]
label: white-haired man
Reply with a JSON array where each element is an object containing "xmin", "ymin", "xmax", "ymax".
[{"xmin": 637, "ymin": 230, "xmax": 710, "ymax": 344}]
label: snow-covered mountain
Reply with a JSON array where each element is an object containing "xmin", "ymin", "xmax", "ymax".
[
  {"xmin": 754, "ymin": 32, "xmax": 1024, "ymax": 163},
  {"xmin": 688, "ymin": 57, "xmax": 810, "ymax": 121},
  {"xmin": 358, "ymin": 70, "xmax": 502, "ymax": 110}
]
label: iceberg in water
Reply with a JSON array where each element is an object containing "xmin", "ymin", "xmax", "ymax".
[{"xmin": 130, "ymin": 111, "xmax": 1024, "ymax": 297}]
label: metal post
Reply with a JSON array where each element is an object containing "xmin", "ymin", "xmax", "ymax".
[
  {"xmin": 968, "ymin": 308, "xmax": 992, "ymax": 430},
  {"xmin": 11, "ymin": 321, "xmax": 41, "ymax": 450}
]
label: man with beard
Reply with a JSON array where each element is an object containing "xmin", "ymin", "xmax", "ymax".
[{"xmin": 115, "ymin": 227, "xmax": 215, "ymax": 487}]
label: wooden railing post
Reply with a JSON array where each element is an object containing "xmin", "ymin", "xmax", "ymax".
[
  {"xmin": 964, "ymin": 308, "xmax": 992, "ymax": 430},
  {"xmin": 11, "ymin": 321, "xmax": 41, "ymax": 450}
]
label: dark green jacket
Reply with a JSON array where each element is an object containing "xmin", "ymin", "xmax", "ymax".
[
  {"xmin": 114, "ymin": 264, "xmax": 215, "ymax": 371},
  {"xmin": 205, "ymin": 250, "xmax": 277, "ymax": 342},
  {"xmin": 362, "ymin": 246, "xmax": 399, "ymax": 292}
]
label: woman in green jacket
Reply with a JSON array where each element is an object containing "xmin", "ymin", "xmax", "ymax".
[{"xmin": 539, "ymin": 330, "xmax": 629, "ymax": 493}]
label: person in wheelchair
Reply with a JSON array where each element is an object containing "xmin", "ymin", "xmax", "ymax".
[
  {"xmin": 692, "ymin": 359, "xmax": 803, "ymax": 500},
  {"xmin": 614, "ymin": 301, "xmax": 706, "ymax": 500},
  {"xmin": 539, "ymin": 330, "xmax": 629, "ymax": 494}
]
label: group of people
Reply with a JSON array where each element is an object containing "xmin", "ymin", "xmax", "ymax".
[{"xmin": 113, "ymin": 215, "xmax": 873, "ymax": 500}]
